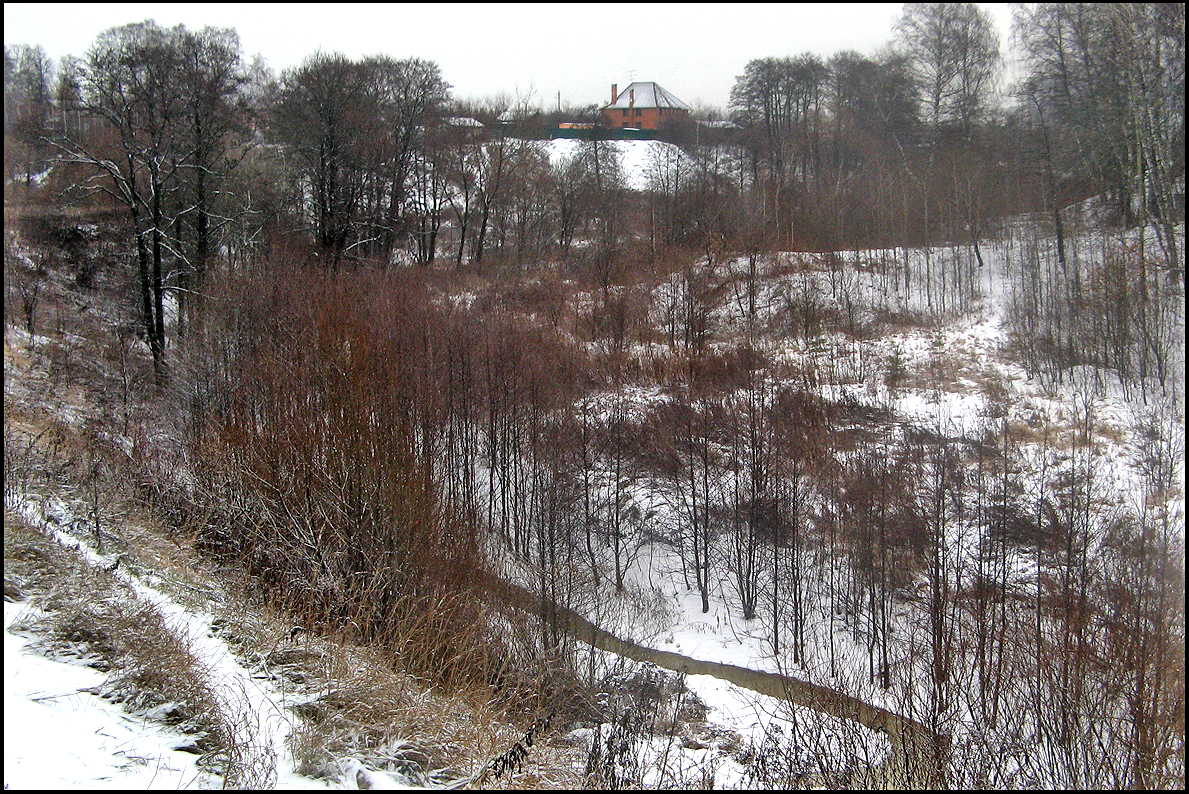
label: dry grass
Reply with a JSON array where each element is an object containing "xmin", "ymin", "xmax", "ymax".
[
  {"xmin": 289, "ymin": 643, "xmax": 509, "ymax": 783},
  {"xmin": 274, "ymin": 628, "xmax": 592, "ymax": 789}
]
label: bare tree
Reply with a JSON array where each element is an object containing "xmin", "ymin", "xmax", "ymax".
[
  {"xmin": 364, "ymin": 56, "xmax": 449, "ymax": 263},
  {"xmin": 894, "ymin": 2, "xmax": 999, "ymax": 312},
  {"xmin": 896, "ymin": 2, "xmax": 1000, "ymax": 138},
  {"xmin": 4, "ymin": 44, "xmax": 55, "ymax": 188},
  {"xmin": 58, "ymin": 21, "xmax": 191, "ymax": 377},
  {"xmin": 408, "ymin": 122, "xmax": 451, "ymax": 265},
  {"xmin": 174, "ymin": 26, "xmax": 245, "ymax": 333},
  {"xmin": 272, "ymin": 51, "xmax": 373, "ymax": 268}
]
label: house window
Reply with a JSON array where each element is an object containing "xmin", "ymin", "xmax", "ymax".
[
  {"xmin": 636, "ymin": 108, "xmax": 643, "ymax": 117},
  {"xmin": 622, "ymin": 109, "xmax": 628, "ymax": 117}
]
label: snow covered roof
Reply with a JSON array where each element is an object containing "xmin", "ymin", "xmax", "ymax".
[
  {"xmin": 445, "ymin": 116, "xmax": 483, "ymax": 127},
  {"xmin": 605, "ymin": 81, "xmax": 690, "ymax": 111}
]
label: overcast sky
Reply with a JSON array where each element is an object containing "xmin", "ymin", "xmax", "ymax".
[{"xmin": 5, "ymin": 3, "xmax": 1018, "ymax": 111}]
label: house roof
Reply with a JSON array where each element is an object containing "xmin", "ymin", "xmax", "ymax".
[{"xmin": 605, "ymin": 81, "xmax": 690, "ymax": 111}]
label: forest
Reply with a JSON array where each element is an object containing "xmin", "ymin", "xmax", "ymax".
[{"xmin": 4, "ymin": 3, "xmax": 1184, "ymax": 789}]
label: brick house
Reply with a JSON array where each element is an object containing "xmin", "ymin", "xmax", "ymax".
[{"xmin": 601, "ymin": 81, "xmax": 690, "ymax": 130}]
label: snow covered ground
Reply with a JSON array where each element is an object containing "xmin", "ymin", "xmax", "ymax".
[
  {"xmin": 544, "ymin": 138, "xmax": 691, "ymax": 192},
  {"xmin": 3, "ymin": 500, "xmax": 803, "ymax": 790},
  {"xmin": 513, "ymin": 218, "xmax": 1184, "ymax": 781},
  {"xmin": 5, "ymin": 600, "xmax": 223, "ymax": 789}
]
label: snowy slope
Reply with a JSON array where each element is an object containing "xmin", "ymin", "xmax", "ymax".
[{"xmin": 544, "ymin": 138, "xmax": 692, "ymax": 191}]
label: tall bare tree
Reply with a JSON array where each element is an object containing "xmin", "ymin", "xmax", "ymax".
[
  {"xmin": 896, "ymin": 2, "xmax": 1000, "ymax": 138},
  {"xmin": 58, "ymin": 21, "xmax": 190, "ymax": 377},
  {"xmin": 4, "ymin": 44, "xmax": 55, "ymax": 187},
  {"xmin": 175, "ymin": 26, "xmax": 245, "ymax": 332},
  {"xmin": 273, "ymin": 52, "xmax": 374, "ymax": 268},
  {"xmin": 362, "ymin": 56, "xmax": 449, "ymax": 263}
]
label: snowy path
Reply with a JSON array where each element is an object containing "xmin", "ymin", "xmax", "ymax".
[{"xmin": 6, "ymin": 497, "xmax": 331, "ymax": 790}]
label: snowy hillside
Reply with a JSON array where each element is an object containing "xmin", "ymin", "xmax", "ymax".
[
  {"xmin": 545, "ymin": 138, "xmax": 693, "ymax": 192},
  {"xmin": 7, "ymin": 206, "xmax": 1185, "ymax": 786}
]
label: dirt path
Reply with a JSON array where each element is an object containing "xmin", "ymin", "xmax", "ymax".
[{"xmin": 480, "ymin": 575, "xmax": 948, "ymax": 787}]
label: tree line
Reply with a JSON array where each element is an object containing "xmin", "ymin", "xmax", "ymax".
[{"xmin": 5, "ymin": 4, "xmax": 1183, "ymax": 377}]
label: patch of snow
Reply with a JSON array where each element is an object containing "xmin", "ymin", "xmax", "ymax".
[
  {"xmin": 4, "ymin": 601, "xmax": 224, "ymax": 789},
  {"xmin": 544, "ymin": 138, "xmax": 691, "ymax": 191}
]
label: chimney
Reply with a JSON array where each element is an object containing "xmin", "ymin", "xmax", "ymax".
[
  {"xmin": 629, "ymin": 88, "xmax": 635, "ymax": 106},
  {"xmin": 611, "ymin": 83, "xmax": 617, "ymax": 104}
]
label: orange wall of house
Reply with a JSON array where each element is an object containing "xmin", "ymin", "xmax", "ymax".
[{"xmin": 600, "ymin": 106, "xmax": 688, "ymax": 130}]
